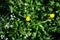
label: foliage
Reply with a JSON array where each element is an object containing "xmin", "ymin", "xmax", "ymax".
[{"xmin": 0, "ymin": 0, "xmax": 60, "ymax": 40}]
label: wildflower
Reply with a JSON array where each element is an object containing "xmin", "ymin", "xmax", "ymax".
[
  {"xmin": 0, "ymin": 35, "xmax": 4, "ymax": 39},
  {"xmin": 26, "ymin": 16, "xmax": 31, "ymax": 21},
  {"xmin": 50, "ymin": 13, "xmax": 55, "ymax": 19},
  {"xmin": 5, "ymin": 22, "xmax": 9, "ymax": 29}
]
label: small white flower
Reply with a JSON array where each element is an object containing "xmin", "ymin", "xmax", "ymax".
[
  {"xmin": 0, "ymin": 35, "xmax": 4, "ymax": 39},
  {"xmin": 10, "ymin": 14, "xmax": 16, "ymax": 18},
  {"xmin": 10, "ymin": 25, "xmax": 13, "ymax": 28},
  {"xmin": 13, "ymin": 15, "xmax": 16, "ymax": 18},
  {"xmin": 24, "ymin": 3, "xmax": 28, "ymax": 6},
  {"xmin": 10, "ymin": 14, "xmax": 16, "ymax": 20},
  {"xmin": 5, "ymin": 23, "xmax": 9, "ymax": 29},
  {"xmin": 28, "ymin": 29, "xmax": 32, "ymax": 31},
  {"xmin": 10, "ymin": 15, "xmax": 13, "ymax": 18}
]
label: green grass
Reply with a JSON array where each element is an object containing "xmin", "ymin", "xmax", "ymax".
[{"xmin": 0, "ymin": 0, "xmax": 60, "ymax": 40}]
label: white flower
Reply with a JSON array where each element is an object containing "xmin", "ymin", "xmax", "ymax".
[
  {"xmin": 5, "ymin": 22, "xmax": 9, "ymax": 29},
  {"xmin": 10, "ymin": 15, "xmax": 13, "ymax": 18},
  {"xmin": 0, "ymin": 35, "xmax": 4, "ymax": 39},
  {"xmin": 10, "ymin": 14, "xmax": 16, "ymax": 20},
  {"xmin": 10, "ymin": 25, "xmax": 13, "ymax": 28},
  {"xmin": 24, "ymin": 3, "xmax": 28, "ymax": 6}
]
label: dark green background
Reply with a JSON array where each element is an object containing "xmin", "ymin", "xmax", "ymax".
[{"xmin": 0, "ymin": 0, "xmax": 60, "ymax": 40}]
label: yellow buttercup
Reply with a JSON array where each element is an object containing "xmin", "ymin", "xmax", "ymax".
[
  {"xmin": 50, "ymin": 13, "xmax": 55, "ymax": 19},
  {"xmin": 26, "ymin": 16, "xmax": 31, "ymax": 21}
]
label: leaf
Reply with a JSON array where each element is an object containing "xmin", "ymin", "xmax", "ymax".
[{"xmin": 25, "ymin": 0, "xmax": 31, "ymax": 3}]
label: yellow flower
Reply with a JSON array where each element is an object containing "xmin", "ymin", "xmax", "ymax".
[
  {"xmin": 26, "ymin": 16, "xmax": 31, "ymax": 21},
  {"xmin": 50, "ymin": 13, "xmax": 55, "ymax": 19}
]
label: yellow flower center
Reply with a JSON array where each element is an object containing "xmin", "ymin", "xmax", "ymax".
[
  {"xmin": 50, "ymin": 13, "xmax": 55, "ymax": 18},
  {"xmin": 26, "ymin": 16, "xmax": 31, "ymax": 21}
]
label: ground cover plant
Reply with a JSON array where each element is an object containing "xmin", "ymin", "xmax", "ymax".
[{"xmin": 0, "ymin": 0, "xmax": 60, "ymax": 40}]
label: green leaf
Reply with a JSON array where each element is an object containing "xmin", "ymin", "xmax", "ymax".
[
  {"xmin": 25, "ymin": 0, "xmax": 31, "ymax": 3},
  {"xmin": 56, "ymin": 2, "xmax": 60, "ymax": 7}
]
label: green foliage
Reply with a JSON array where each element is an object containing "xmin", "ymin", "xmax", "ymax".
[{"xmin": 0, "ymin": 0, "xmax": 60, "ymax": 40}]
